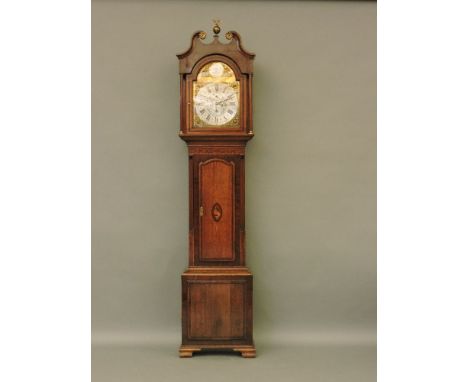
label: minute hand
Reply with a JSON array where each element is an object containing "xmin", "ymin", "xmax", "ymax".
[{"xmin": 216, "ymin": 94, "xmax": 234, "ymax": 105}]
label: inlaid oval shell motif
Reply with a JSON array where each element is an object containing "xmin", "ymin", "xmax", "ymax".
[{"xmin": 211, "ymin": 203, "xmax": 223, "ymax": 222}]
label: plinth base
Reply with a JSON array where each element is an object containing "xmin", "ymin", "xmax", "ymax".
[
  {"xmin": 180, "ymin": 268, "xmax": 255, "ymax": 358},
  {"xmin": 179, "ymin": 344, "xmax": 256, "ymax": 358}
]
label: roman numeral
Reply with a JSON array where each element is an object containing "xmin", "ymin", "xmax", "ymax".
[{"xmin": 228, "ymin": 109, "xmax": 234, "ymax": 115}]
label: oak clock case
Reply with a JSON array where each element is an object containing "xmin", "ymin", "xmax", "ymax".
[{"xmin": 177, "ymin": 26, "xmax": 256, "ymax": 358}]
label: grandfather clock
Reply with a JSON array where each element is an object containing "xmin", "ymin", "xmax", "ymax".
[{"xmin": 177, "ymin": 22, "xmax": 256, "ymax": 358}]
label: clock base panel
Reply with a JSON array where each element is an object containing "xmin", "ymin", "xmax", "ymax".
[{"xmin": 181, "ymin": 269, "xmax": 254, "ymax": 357}]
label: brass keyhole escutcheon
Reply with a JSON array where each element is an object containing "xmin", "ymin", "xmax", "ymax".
[{"xmin": 211, "ymin": 203, "xmax": 222, "ymax": 222}]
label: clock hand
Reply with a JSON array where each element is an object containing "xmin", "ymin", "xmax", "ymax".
[{"xmin": 216, "ymin": 94, "xmax": 234, "ymax": 105}]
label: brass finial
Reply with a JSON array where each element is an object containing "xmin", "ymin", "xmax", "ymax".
[{"xmin": 213, "ymin": 19, "xmax": 221, "ymax": 35}]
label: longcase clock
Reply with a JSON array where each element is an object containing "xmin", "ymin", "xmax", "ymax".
[{"xmin": 177, "ymin": 22, "xmax": 256, "ymax": 358}]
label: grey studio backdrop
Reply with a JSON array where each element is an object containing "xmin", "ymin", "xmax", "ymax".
[{"xmin": 92, "ymin": 0, "xmax": 376, "ymax": 379}]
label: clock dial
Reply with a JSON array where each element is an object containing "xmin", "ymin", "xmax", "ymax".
[
  {"xmin": 192, "ymin": 61, "xmax": 240, "ymax": 128},
  {"xmin": 194, "ymin": 83, "xmax": 239, "ymax": 126}
]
